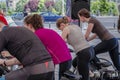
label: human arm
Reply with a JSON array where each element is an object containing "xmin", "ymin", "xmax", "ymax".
[
  {"xmin": 86, "ymin": 34, "xmax": 97, "ymax": 41},
  {"xmin": 0, "ymin": 58, "xmax": 21, "ymax": 66},
  {"xmin": 85, "ymin": 23, "xmax": 97, "ymax": 41},
  {"xmin": 61, "ymin": 27, "xmax": 70, "ymax": 41}
]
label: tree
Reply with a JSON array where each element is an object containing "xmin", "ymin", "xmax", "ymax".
[
  {"xmin": 54, "ymin": 0, "xmax": 63, "ymax": 14},
  {"xmin": 0, "ymin": 1, "xmax": 6, "ymax": 10},
  {"xmin": 24, "ymin": 0, "xmax": 39, "ymax": 12},
  {"xmin": 38, "ymin": 0, "xmax": 47, "ymax": 12},
  {"xmin": 99, "ymin": 0, "xmax": 109, "ymax": 15},
  {"xmin": 16, "ymin": 0, "xmax": 28, "ymax": 12},
  {"xmin": 91, "ymin": 0, "xmax": 118, "ymax": 16},
  {"xmin": 44, "ymin": 0, "xmax": 54, "ymax": 12}
]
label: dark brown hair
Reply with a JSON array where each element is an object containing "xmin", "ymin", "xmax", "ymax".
[
  {"xmin": 78, "ymin": 8, "xmax": 90, "ymax": 18},
  {"xmin": 24, "ymin": 14, "xmax": 43, "ymax": 30},
  {"xmin": 56, "ymin": 16, "xmax": 69, "ymax": 28}
]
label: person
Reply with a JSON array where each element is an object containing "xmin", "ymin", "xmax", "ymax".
[
  {"xmin": 23, "ymin": 14, "xmax": 72, "ymax": 80},
  {"xmin": 0, "ymin": 50, "xmax": 21, "ymax": 71},
  {"xmin": 78, "ymin": 8, "xmax": 120, "ymax": 71},
  {"xmin": 0, "ymin": 50, "xmax": 21, "ymax": 66},
  {"xmin": 56, "ymin": 16, "xmax": 95, "ymax": 80},
  {"xmin": 0, "ymin": 15, "xmax": 54, "ymax": 80},
  {"xmin": 117, "ymin": 15, "xmax": 120, "ymax": 33}
]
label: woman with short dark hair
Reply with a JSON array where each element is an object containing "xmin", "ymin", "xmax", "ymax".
[{"xmin": 78, "ymin": 8, "xmax": 120, "ymax": 72}]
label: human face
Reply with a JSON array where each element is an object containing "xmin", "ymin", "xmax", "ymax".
[
  {"xmin": 59, "ymin": 23, "xmax": 65, "ymax": 31},
  {"xmin": 78, "ymin": 15, "xmax": 86, "ymax": 22}
]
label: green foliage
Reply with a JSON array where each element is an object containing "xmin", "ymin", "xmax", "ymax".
[
  {"xmin": 54, "ymin": 0, "xmax": 63, "ymax": 15},
  {"xmin": 91, "ymin": 0, "xmax": 118, "ymax": 16},
  {"xmin": 91, "ymin": 1, "xmax": 100, "ymax": 15},
  {"xmin": 7, "ymin": 9, "xmax": 14, "ymax": 15},
  {"xmin": 0, "ymin": 2, "xmax": 6, "ymax": 11},
  {"xmin": 38, "ymin": 0, "xmax": 64, "ymax": 15},
  {"xmin": 38, "ymin": 0, "xmax": 47, "ymax": 12},
  {"xmin": 108, "ymin": 2, "xmax": 119, "ymax": 16},
  {"xmin": 16, "ymin": 0, "xmax": 28, "ymax": 12}
]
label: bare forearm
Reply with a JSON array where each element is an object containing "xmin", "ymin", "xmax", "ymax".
[
  {"xmin": 87, "ymin": 34, "xmax": 97, "ymax": 41},
  {"xmin": 5, "ymin": 58, "xmax": 21, "ymax": 66}
]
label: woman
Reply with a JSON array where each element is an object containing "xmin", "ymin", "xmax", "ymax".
[
  {"xmin": 56, "ymin": 16, "xmax": 95, "ymax": 80},
  {"xmin": 0, "ymin": 15, "xmax": 54, "ymax": 80},
  {"xmin": 78, "ymin": 8, "xmax": 120, "ymax": 71},
  {"xmin": 117, "ymin": 15, "xmax": 120, "ymax": 33},
  {"xmin": 23, "ymin": 14, "xmax": 72, "ymax": 80}
]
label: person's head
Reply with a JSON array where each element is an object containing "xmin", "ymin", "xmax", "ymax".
[
  {"xmin": 78, "ymin": 8, "xmax": 90, "ymax": 22},
  {"xmin": 24, "ymin": 14, "xmax": 43, "ymax": 32},
  {"xmin": 0, "ymin": 15, "xmax": 8, "ymax": 28},
  {"xmin": 56, "ymin": 16, "xmax": 69, "ymax": 31}
]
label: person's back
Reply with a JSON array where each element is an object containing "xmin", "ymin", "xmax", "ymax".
[
  {"xmin": 56, "ymin": 17, "xmax": 95, "ymax": 80},
  {"xmin": 23, "ymin": 14, "xmax": 72, "ymax": 80},
  {"xmin": 0, "ymin": 27, "xmax": 54, "ymax": 80},
  {"xmin": 67, "ymin": 24, "xmax": 90, "ymax": 53},
  {"xmin": 1, "ymin": 27, "xmax": 51, "ymax": 66},
  {"xmin": 35, "ymin": 28, "xmax": 72, "ymax": 64},
  {"xmin": 89, "ymin": 17, "xmax": 114, "ymax": 40}
]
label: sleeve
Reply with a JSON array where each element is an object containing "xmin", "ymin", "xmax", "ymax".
[{"xmin": 88, "ymin": 18, "xmax": 95, "ymax": 24}]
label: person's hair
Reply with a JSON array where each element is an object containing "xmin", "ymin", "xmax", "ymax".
[
  {"xmin": 56, "ymin": 16, "xmax": 69, "ymax": 28},
  {"xmin": 78, "ymin": 8, "xmax": 90, "ymax": 18},
  {"xmin": 24, "ymin": 14, "xmax": 43, "ymax": 30}
]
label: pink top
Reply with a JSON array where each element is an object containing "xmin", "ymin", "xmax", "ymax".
[{"xmin": 35, "ymin": 28, "xmax": 72, "ymax": 64}]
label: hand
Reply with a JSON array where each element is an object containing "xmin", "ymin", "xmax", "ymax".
[
  {"xmin": 0, "ymin": 59, "xmax": 5, "ymax": 65},
  {"xmin": 1, "ymin": 51, "xmax": 12, "ymax": 57}
]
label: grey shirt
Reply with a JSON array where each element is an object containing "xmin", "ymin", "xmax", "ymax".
[
  {"xmin": 67, "ymin": 25, "xmax": 90, "ymax": 53},
  {"xmin": 0, "ymin": 27, "xmax": 51, "ymax": 66}
]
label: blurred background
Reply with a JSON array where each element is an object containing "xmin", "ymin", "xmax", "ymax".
[{"xmin": 0, "ymin": 0, "xmax": 120, "ymax": 17}]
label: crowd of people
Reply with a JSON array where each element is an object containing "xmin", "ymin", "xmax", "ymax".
[{"xmin": 0, "ymin": 8, "xmax": 119, "ymax": 80}]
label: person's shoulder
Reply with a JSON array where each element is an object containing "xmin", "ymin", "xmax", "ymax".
[
  {"xmin": 6, "ymin": 27, "xmax": 29, "ymax": 32},
  {"xmin": 8, "ymin": 27, "xmax": 26, "ymax": 30},
  {"xmin": 91, "ymin": 17, "xmax": 98, "ymax": 21},
  {"xmin": 43, "ymin": 28, "xmax": 56, "ymax": 32},
  {"xmin": 68, "ymin": 24, "xmax": 79, "ymax": 28}
]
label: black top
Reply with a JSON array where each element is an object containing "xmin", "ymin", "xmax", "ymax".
[{"xmin": 0, "ymin": 27, "xmax": 51, "ymax": 66}]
